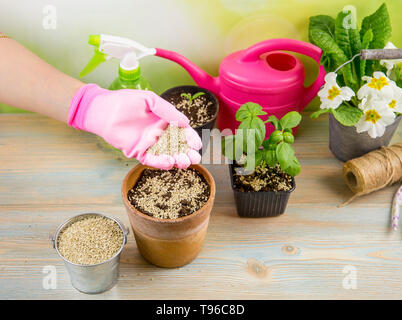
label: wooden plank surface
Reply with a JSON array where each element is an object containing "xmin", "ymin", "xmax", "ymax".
[{"xmin": 0, "ymin": 113, "xmax": 401, "ymax": 300}]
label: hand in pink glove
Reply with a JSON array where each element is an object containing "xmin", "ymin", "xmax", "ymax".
[{"xmin": 68, "ymin": 84, "xmax": 202, "ymax": 170}]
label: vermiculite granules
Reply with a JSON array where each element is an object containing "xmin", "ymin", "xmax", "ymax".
[
  {"xmin": 57, "ymin": 216, "xmax": 123, "ymax": 265},
  {"xmin": 147, "ymin": 125, "xmax": 188, "ymax": 156},
  {"xmin": 128, "ymin": 168, "xmax": 210, "ymax": 219}
]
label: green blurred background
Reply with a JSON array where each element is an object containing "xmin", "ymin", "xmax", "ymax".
[{"xmin": 0, "ymin": 0, "xmax": 400, "ymax": 113}]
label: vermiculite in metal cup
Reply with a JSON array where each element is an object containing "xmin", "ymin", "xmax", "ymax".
[{"xmin": 51, "ymin": 213, "xmax": 128, "ymax": 294}]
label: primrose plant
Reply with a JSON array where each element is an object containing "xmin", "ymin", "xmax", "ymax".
[
  {"xmin": 309, "ymin": 3, "xmax": 402, "ymax": 138},
  {"xmin": 222, "ymin": 102, "xmax": 302, "ymax": 176},
  {"xmin": 181, "ymin": 92, "xmax": 205, "ymax": 106}
]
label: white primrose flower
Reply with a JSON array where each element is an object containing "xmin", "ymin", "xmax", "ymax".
[
  {"xmin": 386, "ymin": 84, "xmax": 402, "ymax": 113},
  {"xmin": 380, "ymin": 42, "xmax": 402, "ymax": 77},
  {"xmin": 355, "ymin": 98, "xmax": 396, "ymax": 138},
  {"xmin": 358, "ymin": 71, "xmax": 395, "ymax": 101},
  {"xmin": 318, "ymin": 72, "xmax": 355, "ymax": 109}
]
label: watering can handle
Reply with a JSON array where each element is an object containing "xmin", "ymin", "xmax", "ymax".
[{"xmin": 240, "ymin": 38, "xmax": 326, "ymax": 111}]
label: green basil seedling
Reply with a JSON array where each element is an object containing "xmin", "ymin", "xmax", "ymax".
[{"xmin": 222, "ymin": 102, "xmax": 302, "ymax": 176}]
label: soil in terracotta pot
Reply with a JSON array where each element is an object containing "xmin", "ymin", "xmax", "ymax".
[
  {"xmin": 233, "ymin": 162, "xmax": 293, "ymax": 192},
  {"xmin": 127, "ymin": 168, "xmax": 210, "ymax": 219},
  {"xmin": 165, "ymin": 92, "xmax": 216, "ymax": 127}
]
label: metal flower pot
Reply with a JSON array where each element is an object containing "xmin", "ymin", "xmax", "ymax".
[
  {"xmin": 329, "ymin": 114, "xmax": 401, "ymax": 162},
  {"xmin": 51, "ymin": 213, "xmax": 129, "ymax": 294}
]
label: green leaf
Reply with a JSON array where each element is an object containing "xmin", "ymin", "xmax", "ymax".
[
  {"xmin": 238, "ymin": 117, "xmax": 266, "ymax": 150},
  {"xmin": 245, "ymin": 150, "xmax": 263, "ymax": 171},
  {"xmin": 236, "ymin": 102, "xmax": 267, "ymax": 121},
  {"xmin": 360, "ymin": 3, "xmax": 391, "ymax": 50},
  {"xmin": 335, "ymin": 10, "xmax": 355, "ymax": 58},
  {"xmin": 335, "ymin": 10, "xmax": 361, "ymax": 89},
  {"xmin": 276, "ymin": 142, "xmax": 295, "ymax": 171},
  {"xmin": 332, "ymin": 104, "xmax": 363, "ymax": 126},
  {"xmin": 265, "ymin": 115, "xmax": 280, "ymax": 130},
  {"xmin": 309, "ymin": 15, "xmax": 335, "ymax": 43},
  {"xmin": 222, "ymin": 135, "xmax": 242, "ymax": 161},
  {"xmin": 360, "ymin": 29, "xmax": 374, "ymax": 78},
  {"xmin": 269, "ymin": 130, "xmax": 284, "ymax": 144},
  {"xmin": 360, "ymin": 3, "xmax": 392, "ymax": 76},
  {"xmin": 181, "ymin": 93, "xmax": 191, "ymax": 100},
  {"xmin": 191, "ymin": 92, "xmax": 205, "ymax": 100},
  {"xmin": 311, "ymin": 108, "xmax": 330, "ymax": 119},
  {"xmin": 309, "ymin": 27, "xmax": 355, "ymax": 86},
  {"xmin": 283, "ymin": 132, "xmax": 294, "ymax": 144},
  {"xmin": 263, "ymin": 149, "xmax": 277, "ymax": 167},
  {"xmin": 308, "ymin": 15, "xmax": 337, "ymax": 73},
  {"xmin": 284, "ymin": 156, "xmax": 301, "ymax": 177},
  {"xmin": 279, "ymin": 111, "xmax": 302, "ymax": 130}
]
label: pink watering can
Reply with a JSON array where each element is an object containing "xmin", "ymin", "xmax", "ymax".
[{"xmin": 133, "ymin": 38, "xmax": 326, "ymax": 136}]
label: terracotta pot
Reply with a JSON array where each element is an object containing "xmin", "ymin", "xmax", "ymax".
[
  {"xmin": 161, "ymin": 85, "xmax": 219, "ymax": 154},
  {"xmin": 329, "ymin": 114, "xmax": 401, "ymax": 162},
  {"xmin": 121, "ymin": 164, "xmax": 216, "ymax": 268}
]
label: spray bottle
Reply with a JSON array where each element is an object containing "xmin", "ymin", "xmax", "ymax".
[{"xmin": 80, "ymin": 34, "xmax": 154, "ymax": 90}]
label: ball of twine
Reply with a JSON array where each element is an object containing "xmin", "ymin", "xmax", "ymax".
[{"xmin": 342, "ymin": 143, "xmax": 402, "ymax": 205}]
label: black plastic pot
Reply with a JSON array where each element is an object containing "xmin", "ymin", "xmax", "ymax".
[
  {"xmin": 161, "ymin": 85, "xmax": 219, "ymax": 154},
  {"xmin": 329, "ymin": 114, "xmax": 401, "ymax": 162},
  {"xmin": 229, "ymin": 164, "xmax": 295, "ymax": 218}
]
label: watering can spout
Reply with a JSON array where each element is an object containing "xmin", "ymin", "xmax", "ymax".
[{"xmin": 155, "ymin": 48, "xmax": 220, "ymax": 95}]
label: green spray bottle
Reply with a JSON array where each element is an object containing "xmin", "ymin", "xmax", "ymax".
[{"xmin": 80, "ymin": 34, "xmax": 154, "ymax": 90}]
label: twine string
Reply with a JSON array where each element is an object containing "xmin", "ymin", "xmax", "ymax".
[{"xmin": 341, "ymin": 143, "xmax": 402, "ymax": 206}]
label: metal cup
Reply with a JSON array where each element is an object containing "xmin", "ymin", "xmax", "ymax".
[{"xmin": 51, "ymin": 213, "xmax": 129, "ymax": 294}]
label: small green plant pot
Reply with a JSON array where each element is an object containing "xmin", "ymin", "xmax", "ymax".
[
  {"xmin": 161, "ymin": 85, "xmax": 219, "ymax": 154},
  {"xmin": 229, "ymin": 164, "xmax": 295, "ymax": 218}
]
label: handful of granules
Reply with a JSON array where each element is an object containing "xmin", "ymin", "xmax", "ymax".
[{"xmin": 147, "ymin": 125, "xmax": 189, "ymax": 156}]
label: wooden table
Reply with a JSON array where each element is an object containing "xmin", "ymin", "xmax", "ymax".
[{"xmin": 0, "ymin": 113, "xmax": 401, "ymax": 300}]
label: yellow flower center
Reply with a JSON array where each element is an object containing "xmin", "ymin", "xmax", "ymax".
[
  {"xmin": 388, "ymin": 100, "xmax": 397, "ymax": 109},
  {"xmin": 365, "ymin": 109, "xmax": 381, "ymax": 124},
  {"xmin": 327, "ymin": 86, "xmax": 340, "ymax": 100},
  {"xmin": 367, "ymin": 76, "xmax": 389, "ymax": 90}
]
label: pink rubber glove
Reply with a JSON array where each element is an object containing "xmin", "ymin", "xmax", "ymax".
[{"xmin": 68, "ymin": 84, "xmax": 202, "ymax": 170}]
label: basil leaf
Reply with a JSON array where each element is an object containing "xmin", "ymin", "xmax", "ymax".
[
  {"xmin": 279, "ymin": 111, "xmax": 302, "ymax": 130},
  {"xmin": 236, "ymin": 102, "xmax": 267, "ymax": 121},
  {"xmin": 265, "ymin": 115, "xmax": 280, "ymax": 130},
  {"xmin": 284, "ymin": 156, "xmax": 301, "ymax": 177},
  {"xmin": 264, "ymin": 149, "xmax": 277, "ymax": 167},
  {"xmin": 192, "ymin": 92, "xmax": 205, "ymax": 100},
  {"xmin": 238, "ymin": 117, "xmax": 266, "ymax": 149},
  {"xmin": 332, "ymin": 104, "xmax": 363, "ymax": 126},
  {"xmin": 276, "ymin": 142, "xmax": 295, "ymax": 171},
  {"xmin": 222, "ymin": 135, "xmax": 242, "ymax": 161},
  {"xmin": 245, "ymin": 150, "xmax": 263, "ymax": 172}
]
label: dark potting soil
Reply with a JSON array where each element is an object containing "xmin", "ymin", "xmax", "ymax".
[
  {"xmin": 233, "ymin": 163, "xmax": 293, "ymax": 192},
  {"xmin": 128, "ymin": 168, "xmax": 210, "ymax": 219},
  {"xmin": 166, "ymin": 92, "xmax": 216, "ymax": 127}
]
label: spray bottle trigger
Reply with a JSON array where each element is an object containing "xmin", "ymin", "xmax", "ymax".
[{"xmin": 79, "ymin": 48, "xmax": 108, "ymax": 77}]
